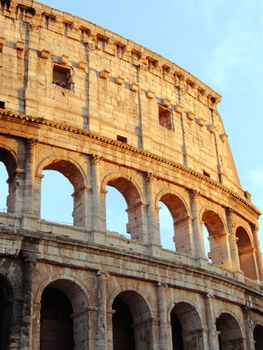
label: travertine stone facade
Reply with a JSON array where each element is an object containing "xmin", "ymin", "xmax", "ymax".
[{"xmin": 0, "ymin": 0, "xmax": 263, "ymax": 349}]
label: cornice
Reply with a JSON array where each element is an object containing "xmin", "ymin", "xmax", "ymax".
[{"xmin": 0, "ymin": 109, "xmax": 260, "ymax": 217}]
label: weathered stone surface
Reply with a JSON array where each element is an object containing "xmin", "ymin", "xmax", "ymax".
[{"xmin": 0, "ymin": 0, "xmax": 263, "ymax": 349}]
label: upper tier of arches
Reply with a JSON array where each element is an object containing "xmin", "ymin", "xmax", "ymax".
[{"xmin": 0, "ymin": 141, "xmax": 261, "ymax": 282}]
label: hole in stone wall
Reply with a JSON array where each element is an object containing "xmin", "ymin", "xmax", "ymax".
[
  {"xmin": 52, "ymin": 64, "xmax": 72, "ymax": 90},
  {"xmin": 106, "ymin": 186, "xmax": 129, "ymax": 238},
  {"xmin": 159, "ymin": 105, "xmax": 172, "ymax": 130},
  {"xmin": 203, "ymin": 170, "xmax": 210, "ymax": 178},
  {"xmin": 41, "ymin": 170, "xmax": 73, "ymax": 225},
  {"xmin": 159, "ymin": 201, "xmax": 175, "ymax": 250},
  {"xmin": 0, "ymin": 101, "xmax": 5, "ymax": 109},
  {"xmin": 117, "ymin": 135, "xmax": 127, "ymax": 143}
]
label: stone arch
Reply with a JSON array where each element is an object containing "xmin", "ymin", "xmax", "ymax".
[
  {"xmin": 236, "ymin": 226, "xmax": 258, "ymax": 280},
  {"xmin": 201, "ymin": 208, "xmax": 230, "ymax": 266},
  {"xmin": 156, "ymin": 189, "xmax": 191, "ymax": 253},
  {"xmin": 37, "ymin": 156, "xmax": 88, "ymax": 226},
  {"xmin": 216, "ymin": 312, "xmax": 244, "ymax": 349},
  {"xmin": 170, "ymin": 301, "xmax": 204, "ymax": 350},
  {"xmin": 111, "ymin": 289, "xmax": 154, "ymax": 350},
  {"xmin": 39, "ymin": 278, "xmax": 89, "ymax": 350},
  {"xmin": 0, "ymin": 145, "xmax": 18, "ymax": 213},
  {"xmin": 102, "ymin": 172, "xmax": 145, "ymax": 240},
  {"xmin": 254, "ymin": 324, "xmax": 263, "ymax": 350}
]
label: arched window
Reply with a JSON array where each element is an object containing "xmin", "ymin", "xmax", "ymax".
[
  {"xmin": 202, "ymin": 210, "xmax": 229, "ymax": 266},
  {"xmin": 170, "ymin": 302, "xmax": 204, "ymax": 349},
  {"xmin": 39, "ymin": 279, "xmax": 89, "ymax": 350},
  {"xmin": 106, "ymin": 185, "xmax": 129, "ymax": 237},
  {"xmin": 40, "ymin": 287, "xmax": 73, "ymax": 350},
  {"xmin": 41, "ymin": 170, "xmax": 73, "ymax": 225},
  {"xmin": 0, "ymin": 162, "xmax": 8, "ymax": 212},
  {"xmin": 112, "ymin": 291, "xmax": 153, "ymax": 350},
  {"xmin": 158, "ymin": 193, "xmax": 191, "ymax": 254},
  {"xmin": 202, "ymin": 224, "xmax": 212, "ymax": 263},
  {"xmin": 0, "ymin": 148, "xmax": 17, "ymax": 213},
  {"xmin": 216, "ymin": 313, "xmax": 244, "ymax": 350},
  {"xmin": 159, "ymin": 201, "xmax": 174, "ymax": 250},
  {"xmin": 106, "ymin": 177, "xmax": 144, "ymax": 240},
  {"xmin": 236, "ymin": 226, "xmax": 257, "ymax": 280},
  {"xmin": 254, "ymin": 324, "xmax": 263, "ymax": 350},
  {"xmin": 113, "ymin": 297, "xmax": 135, "ymax": 350},
  {"xmin": 40, "ymin": 160, "xmax": 86, "ymax": 227},
  {"xmin": 0, "ymin": 275, "xmax": 12, "ymax": 350}
]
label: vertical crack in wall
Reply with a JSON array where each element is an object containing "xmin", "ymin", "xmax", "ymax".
[
  {"xmin": 211, "ymin": 110, "xmax": 222, "ymax": 183},
  {"xmin": 82, "ymin": 42, "xmax": 90, "ymax": 129},
  {"xmin": 18, "ymin": 16, "xmax": 30, "ymax": 114},
  {"xmin": 133, "ymin": 64, "xmax": 143, "ymax": 149}
]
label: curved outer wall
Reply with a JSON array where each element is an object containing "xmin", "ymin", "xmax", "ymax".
[{"xmin": 0, "ymin": 0, "xmax": 263, "ymax": 349}]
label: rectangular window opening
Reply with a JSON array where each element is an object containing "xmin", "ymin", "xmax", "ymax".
[
  {"xmin": 0, "ymin": 101, "xmax": 5, "ymax": 109},
  {"xmin": 159, "ymin": 105, "xmax": 172, "ymax": 130},
  {"xmin": 52, "ymin": 64, "xmax": 72, "ymax": 90},
  {"xmin": 117, "ymin": 135, "xmax": 128, "ymax": 143},
  {"xmin": 203, "ymin": 170, "xmax": 210, "ymax": 178}
]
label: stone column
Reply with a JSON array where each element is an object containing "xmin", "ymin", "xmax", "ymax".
[
  {"xmin": 189, "ymin": 190, "xmax": 205, "ymax": 260},
  {"xmin": 20, "ymin": 257, "xmax": 36, "ymax": 350},
  {"xmin": 225, "ymin": 208, "xmax": 241, "ymax": 273},
  {"xmin": 23, "ymin": 139, "xmax": 39, "ymax": 217},
  {"xmin": 91, "ymin": 156, "xmax": 105, "ymax": 231},
  {"xmin": 106, "ymin": 309, "xmax": 115, "ymax": 350},
  {"xmin": 96, "ymin": 271, "xmax": 107, "ymax": 350},
  {"xmin": 204, "ymin": 294, "xmax": 219, "ymax": 350},
  {"xmin": 6, "ymin": 167, "xmax": 25, "ymax": 214},
  {"xmin": 251, "ymin": 223, "xmax": 263, "ymax": 282},
  {"xmin": 144, "ymin": 173, "xmax": 160, "ymax": 248},
  {"xmin": 242, "ymin": 305, "xmax": 255, "ymax": 350},
  {"xmin": 156, "ymin": 282, "xmax": 171, "ymax": 350},
  {"xmin": 32, "ymin": 300, "xmax": 41, "ymax": 350},
  {"xmin": 72, "ymin": 185, "xmax": 92, "ymax": 229}
]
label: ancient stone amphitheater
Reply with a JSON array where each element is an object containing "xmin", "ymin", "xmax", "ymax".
[{"xmin": 0, "ymin": 0, "xmax": 263, "ymax": 349}]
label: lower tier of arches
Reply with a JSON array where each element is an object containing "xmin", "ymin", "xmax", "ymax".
[{"xmin": 1, "ymin": 253, "xmax": 263, "ymax": 350}]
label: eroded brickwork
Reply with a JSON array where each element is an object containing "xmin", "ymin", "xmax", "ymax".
[{"xmin": 0, "ymin": 0, "xmax": 263, "ymax": 349}]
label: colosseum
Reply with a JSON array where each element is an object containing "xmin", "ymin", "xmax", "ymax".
[{"xmin": 0, "ymin": 0, "xmax": 263, "ymax": 349}]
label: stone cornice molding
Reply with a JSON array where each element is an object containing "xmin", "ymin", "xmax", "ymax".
[{"xmin": 0, "ymin": 110, "xmax": 260, "ymax": 216}]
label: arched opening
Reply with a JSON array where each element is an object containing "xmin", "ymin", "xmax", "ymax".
[
  {"xmin": 159, "ymin": 193, "xmax": 191, "ymax": 254},
  {"xmin": 0, "ymin": 148, "xmax": 17, "ymax": 213},
  {"xmin": 112, "ymin": 291, "xmax": 153, "ymax": 350},
  {"xmin": 41, "ymin": 170, "xmax": 74, "ymax": 225},
  {"xmin": 202, "ymin": 210, "xmax": 229, "ymax": 266},
  {"xmin": 202, "ymin": 224, "xmax": 212, "ymax": 263},
  {"xmin": 0, "ymin": 162, "xmax": 8, "ymax": 212},
  {"xmin": 216, "ymin": 313, "xmax": 244, "ymax": 350},
  {"xmin": 236, "ymin": 226, "xmax": 257, "ymax": 280},
  {"xmin": 170, "ymin": 302, "xmax": 204, "ymax": 350},
  {"xmin": 159, "ymin": 201, "xmax": 174, "ymax": 250},
  {"xmin": 254, "ymin": 324, "xmax": 263, "ymax": 350},
  {"xmin": 40, "ymin": 279, "xmax": 89, "ymax": 350},
  {"xmin": 106, "ymin": 186, "xmax": 129, "ymax": 237},
  {"xmin": 41, "ymin": 160, "xmax": 86, "ymax": 227},
  {"xmin": 106, "ymin": 177, "xmax": 144, "ymax": 240},
  {"xmin": 0, "ymin": 275, "xmax": 12, "ymax": 350},
  {"xmin": 40, "ymin": 288, "xmax": 73, "ymax": 350}
]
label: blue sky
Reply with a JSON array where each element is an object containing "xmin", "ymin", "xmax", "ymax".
[{"xmin": 1, "ymin": 0, "xmax": 263, "ymax": 250}]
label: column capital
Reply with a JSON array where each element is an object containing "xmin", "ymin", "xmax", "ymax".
[
  {"xmin": 144, "ymin": 171, "xmax": 155, "ymax": 182},
  {"xmin": 189, "ymin": 189, "xmax": 200, "ymax": 199},
  {"xmin": 91, "ymin": 154, "xmax": 103, "ymax": 166},
  {"xmin": 251, "ymin": 222, "xmax": 259, "ymax": 233}
]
